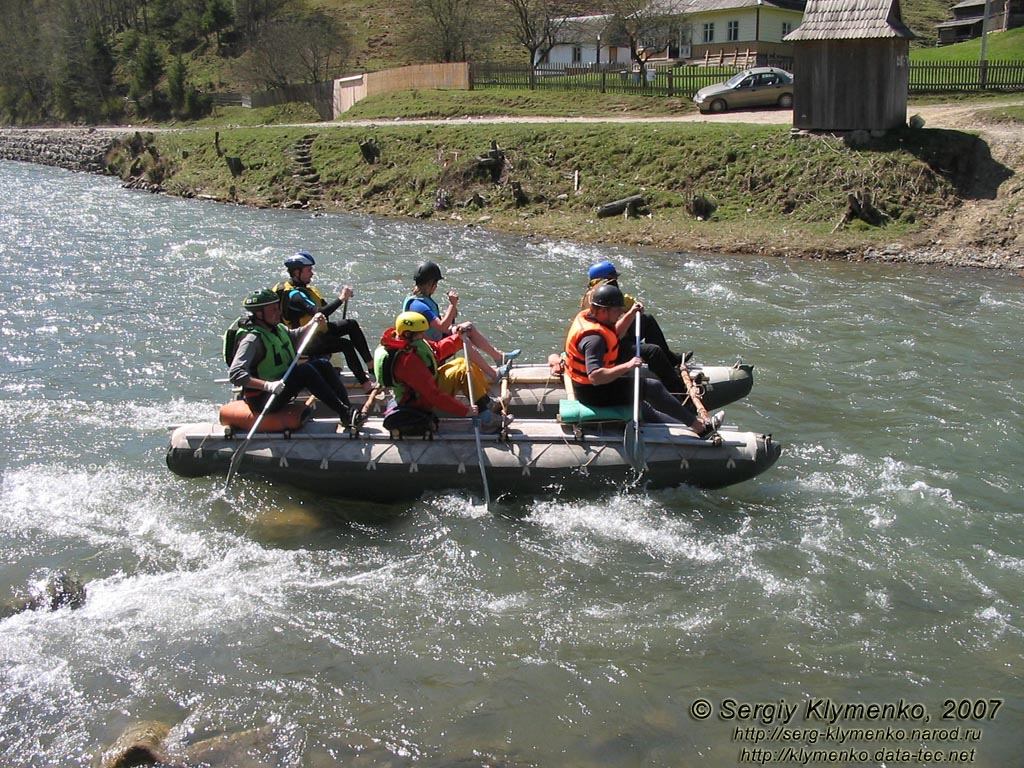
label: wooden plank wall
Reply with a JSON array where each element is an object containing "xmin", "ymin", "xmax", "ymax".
[{"xmin": 792, "ymin": 39, "xmax": 910, "ymax": 131}]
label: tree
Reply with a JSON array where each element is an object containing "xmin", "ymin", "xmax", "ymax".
[
  {"xmin": 168, "ymin": 56, "xmax": 188, "ymax": 112},
  {"xmin": 0, "ymin": 0, "xmax": 51, "ymax": 123},
  {"xmin": 604, "ymin": 0, "xmax": 689, "ymax": 67},
  {"xmin": 409, "ymin": 0, "xmax": 485, "ymax": 63},
  {"xmin": 238, "ymin": 9, "xmax": 353, "ymax": 88},
  {"xmin": 129, "ymin": 35, "xmax": 165, "ymax": 113},
  {"xmin": 201, "ymin": 0, "xmax": 233, "ymax": 50},
  {"xmin": 502, "ymin": 0, "xmax": 570, "ymax": 84}
]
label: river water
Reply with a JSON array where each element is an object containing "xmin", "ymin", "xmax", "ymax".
[{"xmin": 0, "ymin": 160, "xmax": 1021, "ymax": 767}]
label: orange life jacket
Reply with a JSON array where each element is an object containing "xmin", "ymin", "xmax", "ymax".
[{"xmin": 564, "ymin": 310, "xmax": 619, "ymax": 386}]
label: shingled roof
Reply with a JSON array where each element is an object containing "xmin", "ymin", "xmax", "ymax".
[{"xmin": 784, "ymin": 0, "xmax": 915, "ymax": 40}]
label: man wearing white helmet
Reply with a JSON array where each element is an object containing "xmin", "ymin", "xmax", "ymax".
[{"xmin": 276, "ymin": 250, "xmax": 375, "ymax": 393}]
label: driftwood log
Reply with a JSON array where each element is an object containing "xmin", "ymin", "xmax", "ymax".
[{"xmin": 597, "ymin": 194, "xmax": 646, "ymax": 219}]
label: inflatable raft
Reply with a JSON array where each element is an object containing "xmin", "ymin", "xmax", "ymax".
[
  {"xmin": 498, "ymin": 361, "xmax": 753, "ymax": 417},
  {"xmin": 166, "ymin": 412, "xmax": 780, "ymax": 502},
  {"xmin": 332, "ymin": 361, "xmax": 754, "ymax": 418}
]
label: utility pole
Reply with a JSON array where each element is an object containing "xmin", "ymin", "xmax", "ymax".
[{"xmin": 979, "ymin": 0, "xmax": 991, "ymax": 88}]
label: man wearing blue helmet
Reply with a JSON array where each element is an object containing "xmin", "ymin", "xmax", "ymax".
[
  {"xmin": 275, "ymin": 250, "xmax": 375, "ymax": 392},
  {"xmin": 582, "ymin": 260, "xmax": 691, "ymax": 397}
]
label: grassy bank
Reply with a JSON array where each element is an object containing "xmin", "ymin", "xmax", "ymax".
[{"xmin": 122, "ymin": 119, "xmax": 989, "ymax": 260}]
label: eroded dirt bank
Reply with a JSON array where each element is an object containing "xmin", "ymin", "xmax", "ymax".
[{"xmin": 1, "ymin": 105, "xmax": 1020, "ymax": 274}]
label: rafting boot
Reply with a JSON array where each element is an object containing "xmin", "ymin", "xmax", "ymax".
[
  {"xmin": 494, "ymin": 348, "xmax": 521, "ymax": 379},
  {"xmin": 479, "ymin": 409, "xmax": 513, "ymax": 434},
  {"xmin": 698, "ymin": 410, "xmax": 724, "ymax": 440}
]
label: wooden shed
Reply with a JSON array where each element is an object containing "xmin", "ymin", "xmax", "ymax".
[{"xmin": 784, "ymin": 0, "xmax": 915, "ymax": 131}]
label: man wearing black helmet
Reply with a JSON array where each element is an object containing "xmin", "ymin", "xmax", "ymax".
[
  {"xmin": 565, "ymin": 284, "xmax": 722, "ymax": 435},
  {"xmin": 403, "ymin": 260, "xmax": 519, "ymax": 381},
  {"xmin": 228, "ymin": 289, "xmax": 352, "ymax": 424},
  {"xmin": 581, "ymin": 259, "xmax": 691, "ymax": 399},
  {"xmin": 582, "ymin": 260, "xmax": 688, "ymax": 366},
  {"xmin": 276, "ymin": 250, "xmax": 375, "ymax": 393}
]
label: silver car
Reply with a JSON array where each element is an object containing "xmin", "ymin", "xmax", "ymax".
[{"xmin": 693, "ymin": 67, "xmax": 794, "ymax": 113}]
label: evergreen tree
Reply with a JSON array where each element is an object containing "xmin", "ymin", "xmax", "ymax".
[
  {"xmin": 202, "ymin": 0, "xmax": 234, "ymax": 50},
  {"xmin": 129, "ymin": 35, "xmax": 165, "ymax": 115}
]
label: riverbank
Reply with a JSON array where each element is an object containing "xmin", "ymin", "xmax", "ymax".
[{"xmin": 1, "ymin": 110, "xmax": 1021, "ymax": 272}]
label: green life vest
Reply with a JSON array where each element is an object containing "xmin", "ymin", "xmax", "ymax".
[
  {"xmin": 373, "ymin": 338, "xmax": 436, "ymax": 405},
  {"xmin": 245, "ymin": 323, "xmax": 296, "ymax": 381}
]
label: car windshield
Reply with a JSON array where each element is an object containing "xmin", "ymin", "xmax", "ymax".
[{"xmin": 724, "ymin": 72, "xmax": 749, "ymax": 88}]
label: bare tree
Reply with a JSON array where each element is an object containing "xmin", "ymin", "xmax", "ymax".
[
  {"xmin": 409, "ymin": 0, "xmax": 485, "ymax": 62},
  {"xmin": 502, "ymin": 0, "xmax": 570, "ymax": 76},
  {"xmin": 604, "ymin": 0, "xmax": 688, "ymax": 67},
  {"xmin": 237, "ymin": 9, "xmax": 353, "ymax": 88}
]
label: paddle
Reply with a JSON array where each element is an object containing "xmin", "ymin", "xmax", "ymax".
[
  {"xmin": 224, "ymin": 320, "xmax": 320, "ymax": 490},
  {"xmin": 462, "ymin": 334, "xmax": 491, "ymax": 509},
  {"xmin": 624, "ymin": 311, "xmax": 645, "ymax": 473}
]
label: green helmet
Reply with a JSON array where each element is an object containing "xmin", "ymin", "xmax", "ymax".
[{"xmin": 243, "ymin": 288, "xmax": 278, "ymax": 311}]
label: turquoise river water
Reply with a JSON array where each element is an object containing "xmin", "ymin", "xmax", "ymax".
[{"xmin": 0, "ymin": 160, "xmax": 1021, "ymax": 767}]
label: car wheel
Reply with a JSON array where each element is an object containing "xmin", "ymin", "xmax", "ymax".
[
  {"xmin": 778, "ymin": 93, "xmax": 793, "ymax": 109},
  {"xmin": 709, "ymin": 99, "xmax": 727, "ymax": 113}
]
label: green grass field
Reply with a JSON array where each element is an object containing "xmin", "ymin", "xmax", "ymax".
[{"xmin": 910, "ymin": 27, "xmax": 1024, "ymax": 62}]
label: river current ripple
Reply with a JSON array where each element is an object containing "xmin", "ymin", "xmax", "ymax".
[{"xmin": 0, "ymin": 161, "xmax": 1021, "ymax": 767}]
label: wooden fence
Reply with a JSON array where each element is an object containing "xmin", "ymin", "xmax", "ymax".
[
  {"xmin": 470, "ymin": 63, "xmax": 742, "ymax": 98},
  {"xmin": 471, "ymin": 60, "xmax": 1024, "ymax": 97},
  {"xmin": 908, "ymin": 60, "xmax": 1024, "ymax": 91}
]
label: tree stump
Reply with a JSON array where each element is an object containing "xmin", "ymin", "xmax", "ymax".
[
  {"xmin": 359, "ymin": 139, "xmax": 380, "ymax": 164},
  {"xmin": 832, "ymin": 188, "xmax": 885, "ymax": 232}
]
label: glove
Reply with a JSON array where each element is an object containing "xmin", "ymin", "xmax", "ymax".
[{"xmin": 263, "ymin": 380, "xmax": 286, "ymax": 396}]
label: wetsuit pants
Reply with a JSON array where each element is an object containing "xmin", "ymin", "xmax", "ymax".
[
  {"xmin": 247, "ymin": 359, "xmax": 351, "ymax": 420},
  {"xmin": 640, "ymin": 313, "xmax": 684, "ymax": 367},
  {"xmin": 306, "ymin": 319, "xmax": 374, "ymax": 383},
  {"xmin": 574, "ymin": 376, "xmax": 697, "ymax": 425}
]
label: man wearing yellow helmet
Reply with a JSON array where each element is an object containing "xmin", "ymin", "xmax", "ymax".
[{"xmin": 373, "ymin": 311, "xmax": 509, "ymax": 433}]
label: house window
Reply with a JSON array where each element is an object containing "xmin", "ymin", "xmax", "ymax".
[
  {"xmin": 703, "ymin": 22, "xmax": 714, "ymax": 43},
  {"xmin": 572, "ymin": 45, "xmax": 582, "ymax": 63},
  {"xmin": 782, "ymin": 21, "xmax": 793, "ymax": 37},
  {"xmin": 728, "ymin": 20, "xmax": 739, "ymax": 41}
]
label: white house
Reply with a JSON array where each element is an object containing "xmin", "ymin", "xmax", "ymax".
[{"xmin": 540, "ymin": 0, "xmax": 806, "ymax": 68}]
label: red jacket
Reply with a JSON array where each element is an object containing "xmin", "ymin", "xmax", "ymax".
[{"xmin": 378, "ymin": 328, "xmax": 471, "ymax": 417}]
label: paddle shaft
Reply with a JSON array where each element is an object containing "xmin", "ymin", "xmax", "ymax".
[
  {"xmin": 632, "ymin": 311, "xmax": 641, "ymax": 439},
  {"xmin": 224, "ymin": 320, "xmax": 320, "ymax": 489},
  {"xmin": 462, "ymin": 335, "xmax": 491, "ymax": 509}
]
